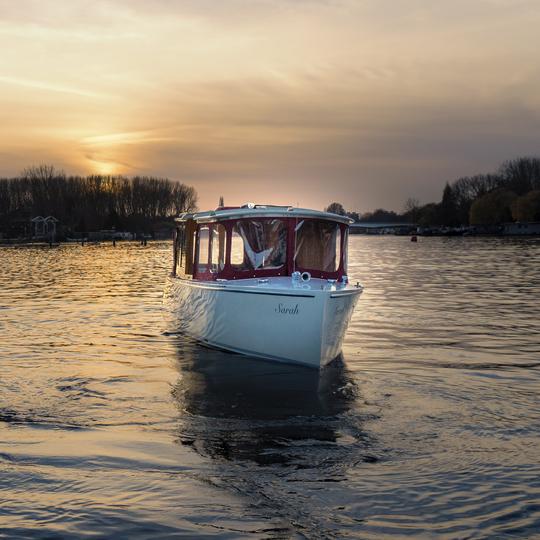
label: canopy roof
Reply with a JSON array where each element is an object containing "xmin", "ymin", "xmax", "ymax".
[{"xmin": 175, "ymin": 204, "xmax": 353, "ymax": 225}]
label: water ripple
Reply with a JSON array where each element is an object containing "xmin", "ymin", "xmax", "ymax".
[{"xmin": 1, "ymin": 238, "xmax": 539, "ymax": 538}]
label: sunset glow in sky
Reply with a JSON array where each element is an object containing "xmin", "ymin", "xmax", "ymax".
[{"xmin": 1, "ymin": 0, "xmax": 539, "ymax": 211}]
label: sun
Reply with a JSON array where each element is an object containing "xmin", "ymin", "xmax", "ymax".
[
  {"xmin": 98, "ymin": 162, "xmax": 117, "ymax": 175},
  {"xmin": 88, "ymin": 158, "xmax": 119, "ymax": 176}
]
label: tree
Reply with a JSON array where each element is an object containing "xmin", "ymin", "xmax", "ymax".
[
  {"xmin": 417, "ymin": 203, "xmax": 441, "ymax": 227},
  {"xmin": 403, "ymin": 197, "xmax": 420, "ymax": 223},
  {"xmin": 440, "ymin": 183, "xmax": 459, "ymax": 226},
  {"xmin": 0, "ymin": 168, "xmax": 198, "ymax": 237},
  {"xmin": 511, "ymin": 190, "xmax": 540, "ymax": 222},
  {"xmin": 21, "ymin": 164, "xmax": 61, "ymax": 182},
  {"xmin": 499, "ymin": 157, "xmax": 540, "ymax": 195},
  {"xmin": 361, "ymin": 208, "xmax": 402, "ymax": 223},
  {"xmin": 325, "ymin": 202, "xmax": 346, "ymax": 215},
  {"xmin": 469, "ymin": 189, "xmax": 517, "ymax": 225}
]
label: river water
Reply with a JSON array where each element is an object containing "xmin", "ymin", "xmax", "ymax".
[{"xmin": 1, "ymin": 237, "xmax": 539, "ymax": 539}]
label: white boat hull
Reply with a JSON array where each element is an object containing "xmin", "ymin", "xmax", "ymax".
[{"xmin": 164, "ymin": 277, "xmax": 362, "ymax": 368}]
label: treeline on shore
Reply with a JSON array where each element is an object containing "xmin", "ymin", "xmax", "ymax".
[
  {"xmin": 0, "ymin": 165, "xmax": 197, "ymax": 239},
  {"xmin": 327, "ymin": 156, "xmax": 540, "ymax": 227}
]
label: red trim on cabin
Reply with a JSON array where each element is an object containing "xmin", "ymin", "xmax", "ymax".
[
  {"xmin": 286, "ymin": 218, "xmax": 296, "ymax": 277},
  {"xmin": 188, "ymin": 216, "xmax": 348, "ymax": 282},
  {"xmin": 225, "ymin": 222, "xmax": 232, "ymax": 271}
]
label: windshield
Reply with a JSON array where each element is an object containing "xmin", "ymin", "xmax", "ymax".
[{"xmin": 231, "ymin": 219, "xmax": 287, "ymax": 271}]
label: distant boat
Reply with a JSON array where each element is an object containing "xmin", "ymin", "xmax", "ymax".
[{"xmin": 164, "ymin": 204, "xmax": 363, "ymax": 368}]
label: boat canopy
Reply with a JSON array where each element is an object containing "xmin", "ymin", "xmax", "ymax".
[
  {"xmin": 173, "ymin": 204, "xmax": 351, "ymax": 281},
  {"xmin": 175, "ymin": 204, "xmax": 353, "ymax": 226}
]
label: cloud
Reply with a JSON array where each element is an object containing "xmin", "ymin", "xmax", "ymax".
[
  {"xmin": 0, "ymin": 0, "xmax": 539, "ymax": 211},
  {"xmin": 0, "ymin": 75, "xmax": 111, "ymax": 99}
]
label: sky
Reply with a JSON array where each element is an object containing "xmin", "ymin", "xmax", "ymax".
[{"xmin": 1, "ymin": 0, "xmax": 539, "ymax": 213}]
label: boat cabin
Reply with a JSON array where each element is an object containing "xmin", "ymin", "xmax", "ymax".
[{"xmin": 172, "ymin": 204, "xmax": 352, "ymax": 282}]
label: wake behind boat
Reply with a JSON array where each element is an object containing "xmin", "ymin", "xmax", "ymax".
[{"xmin": 164, "ymin": 204, "xmax": 362, "ymax": 368}]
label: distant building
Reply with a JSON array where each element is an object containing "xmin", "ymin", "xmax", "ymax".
[
  {"xmin": 31, "ymin": 216, "xmax": 59, "ymax": 240},
  {"xmin": 350, "ymin": 222, "xmax": 416, "ymax": 235},
  {"xmin": 503, "ymin": 222, "xmax": 540, "ymax": 235}
]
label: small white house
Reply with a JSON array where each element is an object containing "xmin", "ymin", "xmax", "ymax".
[{"xmin": 31, "ymin": 216, "xmax": 59, "ymax": 239}]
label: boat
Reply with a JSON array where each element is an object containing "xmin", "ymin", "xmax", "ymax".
[{"xmin": 164, "ymin": 203, "xmax": 363, "ymax": 368}]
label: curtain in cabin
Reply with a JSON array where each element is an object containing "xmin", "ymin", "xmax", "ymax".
[
  {"xmin": 233, "ymin": 219, "xmax": 286, "ymax": 270},
  {"xmin": 295, "ymin": 220, "xmax": 340, "ymax": 272}
]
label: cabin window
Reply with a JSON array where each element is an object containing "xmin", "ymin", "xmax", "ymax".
[
  {"xmin": 231, "ymin": 219, "xmax": 287, "ymax": 271},
  {"xmin": 210, "ymin": 224, "xmax": 226, "ymax": 272},
  {"xmin": 174, "ymin": 225, "xmax": 182, "ymax": 275},
  {"xmin": 196, "ymin": 225, "xmax": 210, "ymax": 272},
  {"xmin": 174, "ymin": 220, "xmax": 197, "ymax": 276},
  {"xmin": 295, "ymin": 220, "xmax": 341, "ymax": 272},
  {"xmin": 175, "ymin": 223, "xmax": 188, "ymax": 274},
  {"xmin": 231, "ymin": 229, "xmax": 245, "ymax": 267}
]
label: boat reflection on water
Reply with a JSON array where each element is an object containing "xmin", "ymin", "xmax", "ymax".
[{"xmin": 171, "ymin": 339, "xmax": 372, "ymax": 467}]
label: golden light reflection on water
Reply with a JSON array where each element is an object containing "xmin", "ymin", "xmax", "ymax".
[{"xmin": 0, "ymin": 238, "xmax": 539, "ymax": 537}]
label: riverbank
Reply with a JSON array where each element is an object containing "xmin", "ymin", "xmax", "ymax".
[{"xmin": 350, "ymin": 223, "xmax": 540, "ymax": 236}]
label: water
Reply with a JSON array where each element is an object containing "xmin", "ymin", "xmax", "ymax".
[{"xmin": 1, "ymin": 237, "xmax": 539, "ymax": 539}]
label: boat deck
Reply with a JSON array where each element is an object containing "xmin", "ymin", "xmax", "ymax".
[{"xmin": 174, "ymin": 276, "xmax": 363, "ymax": 298}]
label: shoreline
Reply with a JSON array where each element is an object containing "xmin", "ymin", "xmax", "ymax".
[
  {"xmin": 0, "ymin": 238, "xmax": 159, "ymax": 246},
  {"xmin": 2, "ymin": 235, "xmax": 540, "ymax": 247}
]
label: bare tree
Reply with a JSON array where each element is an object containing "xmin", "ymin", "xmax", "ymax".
[
  {"xmin": 499, "ymin": 157, "xmax": 540, "ymax": 194},
  {"xmin": 403, "ymin": 197, "xmax": 420, "ymax": 223},
  {"xmin": 21, "ymin": 164, "xmax": 62, "ymax": 181},
  {"xmin": 0, "ymin": 169, "xmax": 198, "ymax": 236}
]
